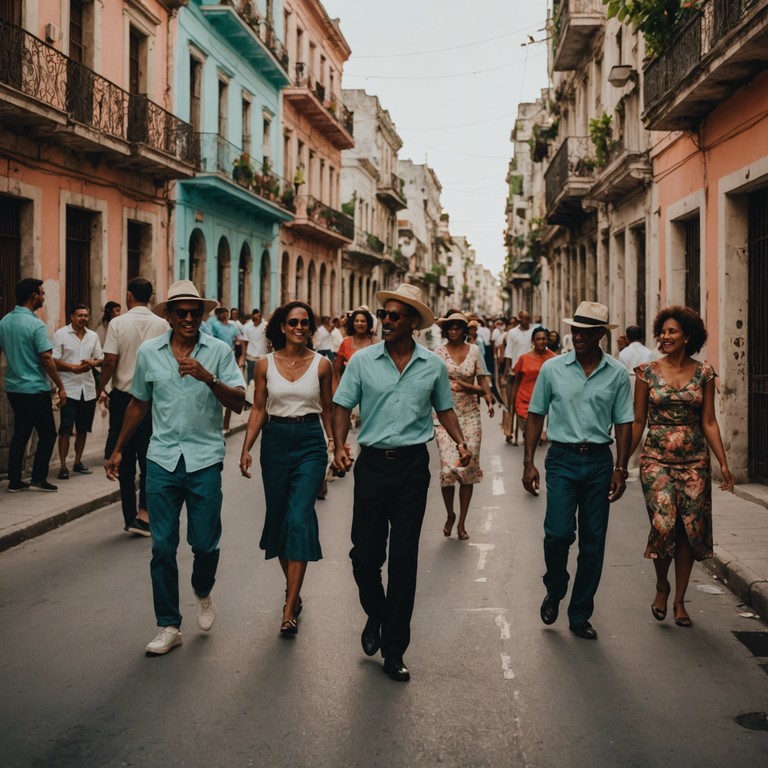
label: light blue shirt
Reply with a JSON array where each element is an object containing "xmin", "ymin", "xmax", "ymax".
[
  {"xmin": 0, "ymin": 306, "xmax": 53, "ymax": 393},
  {"xmin": 210, "ymin": 321, "xmax": 239, "ymax": 350},
  {"xmin": 130, "ymin": 330, "xmax": 245, "ymax": 472},
  {"xmin": 528, "ymin": 350, "xmax": 634, "ymax": 444},
  {"xmin": 333, "ymin": 341, "xmax": 454, "ymax": 449}
]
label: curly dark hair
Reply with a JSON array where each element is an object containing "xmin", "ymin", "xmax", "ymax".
[
  {"xmin": 266, "ymin": 301, "xmax": 317, "ymax": 350},
  {"xmin": 652, "ymin": 305, "xmax": 708, "ymax": 355},
  {"xmin": 346, "ymin": 308, "xmax": 373, "ymax": 337},
  {"xmin": 531, "ymin": 325, "xmax": 549, "ymax": 341}
]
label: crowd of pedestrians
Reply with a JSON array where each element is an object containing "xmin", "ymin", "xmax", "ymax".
[{"xmin": 0, "ymin": 275, "xmax": 733, "ymax": 680}]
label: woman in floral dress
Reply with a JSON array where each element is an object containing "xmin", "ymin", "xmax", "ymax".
[
  {"xmin": 630, "ymin": 307, "xmax": 733, "ymax": 627},
  {"xmin": 435, "ymin": 312, "xmax": 494, "ymax": 540}
]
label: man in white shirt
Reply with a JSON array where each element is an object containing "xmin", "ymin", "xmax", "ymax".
[
  {"xmin": 241, "ymin": 308, "xmax": 267, "ymax": 386},
  {"xmin": 502, "ymin": 310, "xmax": 534, "ymax": 444},
  {"xmin": 97, "ymin": 278, "xmax": 169, "ymax": 536},
  {"xmin": 619, "ymin": 325, "xmax": 656, "ymax": 374},
  {"xmin": 52, "ymin": 304, "xmax": 103, "ymax": 479},
  {"xmin": 314, "ymin": 315, "xmax": 334, "ymax": 360}
]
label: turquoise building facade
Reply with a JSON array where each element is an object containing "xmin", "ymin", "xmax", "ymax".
[{"xmin": 174, "ymin": 0, "xmax": 293, "ymax": 314}]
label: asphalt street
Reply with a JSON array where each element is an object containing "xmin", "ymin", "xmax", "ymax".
[{"xmin": 1, "ymin": 414, "xmax": 767, "ymax": 767}]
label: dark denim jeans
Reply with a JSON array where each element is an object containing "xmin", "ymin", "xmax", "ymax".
[
  {"xmin": 7, "ymin": 391, "xmax": 56, "ymax": 483},
  {"xmin": 147, "ymin": 457, "xmax": 223, "ymax": 628},
  {"xmin": 542, "ymin": 443, "xmax": 614, "ymax": 624}
]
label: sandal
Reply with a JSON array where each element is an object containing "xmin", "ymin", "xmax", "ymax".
[
  {"xmin": 673, "ymin": 602, "xmax": 693, "ymax": 627},
  {"xmin": 457, "ymin": 529, "xmax": 470, "ymax": 540},
  {"xmin": 443, "ymin": 513, "xmax": 456, "ymax": 537},
  {"xmin": 280, "ymin": 617, "xmax": 298, "ymax": 635},
  {"xmin": 284, "ymin": 590, "xmax": 303, "ymax": 618},
  {"xmin": 651, "ymin": 581, "xmax": 670, "ymax": 621}
]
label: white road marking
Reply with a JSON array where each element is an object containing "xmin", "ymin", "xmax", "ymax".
[
  {"xmin": 491, "ymin": 477, "xmax": 506, "ymax": 496},
  {"xmin": 490, "ymin": 455, "xmax": 504, "ymax": 474},
  {"xmin": 500, "ymin": 653, "xmax": 515, "ymax": 680},
  {"xmin": 475, "ymin": 577, "xmax": 487, "ymax": 583},
  {"xmin": 469, "ymin": 542, "xmax": 494, "ymax": 570},
  {"xmin": 495, "ymin": 614, "xmax": 511, "ymax": 639}
]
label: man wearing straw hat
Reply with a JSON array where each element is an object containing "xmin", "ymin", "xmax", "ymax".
[
  {"xmin": 332, "ymin": 284, "xmax": 470, "ymax": 681},
  {"xmin": 105, "ymin": 280, "xmax": 245, "ymax": 656},
  {"xmin": 522, "ymin": 301, "xmax": 633, "ymax": 641}
]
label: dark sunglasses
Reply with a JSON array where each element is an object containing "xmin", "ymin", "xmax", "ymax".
[
  {"xmin": 172, "ymin": 307, "xmax": 204, "ymax": 319},
  {"xmin": 376, "ymin": 308, "xmax": 414, "ymax": 323},
  {"xmin": 572, "ymin": 326, "xmax": 603, "ymax": 337},
  {"xmin": 286, "ymin": 318, "xmax": 310, "ymax": 328}
]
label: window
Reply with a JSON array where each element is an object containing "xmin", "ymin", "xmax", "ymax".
[
  {"xmin": 0, "ymin": 196, "xmax": 22, "ymax": 317},
  {"xmin": 66, "ymin": 207, "xmax": 94, "ymax": 313},
  {"xmin": 262, "ymin": 113, "xmax": 272, "ymax": 160},
  {"xmin": 633, "ymin": 225, "xmax": 646, "ymax": 330},
  {"xmin": 242, "ymin": 96, "xmax": 252, "ymax": 154},
  {"xmin": 218, "ymin": 78, "xmax": 228, "ymax": 138},
  {"xmin": 0, "ymin": 1, "xmax": 22, "ymax": 24},
  {"xmin": 684, "ymin": 217, "xmax": 701, "ymax": 311},
  {"xmin": 129, "ymin": 27, "xmax": 141, "ymax": 94},
  {"xmin": 70, "ymin": 1, "xmax": 85, "ymax": 63},
  {"xmin": 126, "ymin": 220, "xmax": 153, "ymax": 283},
  {"xmin": 189, "ymin": 56, "xmax": 202, "ymax": 133}
]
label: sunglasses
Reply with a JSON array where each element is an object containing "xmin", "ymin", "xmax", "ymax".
[
  {"xmin": 572, "ymin": 326, "xmax": 603, "ymax": 337},
  {"xmin": 172, "ymin": 307, "xmax": 204, "ymax": 319},
  {"xmin": 376, "ymin": 309, "xmax": 415, "ymax": 323},
  {"xmin": 286, "ymin": 318, "xmax": 310, "ymax": 328}
]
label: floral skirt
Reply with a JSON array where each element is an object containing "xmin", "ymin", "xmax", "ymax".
[
  {"xmin": 435, "ymin": 407, "xmax": 483, "ymax": 487},
  {"xmin": 639, "ymin": 456, "xmax": 713, "ymax": 561}
]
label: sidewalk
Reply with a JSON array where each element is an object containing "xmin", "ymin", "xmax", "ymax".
[{"xmin": 2, "ymin": 412, "xmax": 768, "ymax": 621}]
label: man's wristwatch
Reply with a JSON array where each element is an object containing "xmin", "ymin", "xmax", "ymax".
[
  {"xmin": 208, "ymin": 375, "xmax": 219, "ymax": 388},
  {"xmin": 613, "ymin": 466, "xmax": 629, "ymax": 479}
]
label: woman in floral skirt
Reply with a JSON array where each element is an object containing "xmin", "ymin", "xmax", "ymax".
[{"xmin": 630, "ymin": 306, "xmax": 733, "ymax": 627}]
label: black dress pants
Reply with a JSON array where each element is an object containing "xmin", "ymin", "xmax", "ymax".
[
  {"xmin": 7, "ymin": 392, "xmax": 56, "ymax": 484},
  {"xmin": 350, "ymin": 444, "xmax": 430, "ymax": 658},
  {"xmin": 107, "ymin": 389, "xmax": 152, "ymax": 527}
]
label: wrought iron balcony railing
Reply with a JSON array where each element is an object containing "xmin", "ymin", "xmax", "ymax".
[
  {"xmin": 196, "ymin": 132, "xmax": 296, "ymax": 211},
  {"xmin": 0, "ymin": 20, "xmax": 195, "ymax": 167},
  {"xmin": 544, "ymin": 137, "xmax": 595, "ymax": 213},
  {"xmin": 221, "ymin": 0, "xmax": 290, "ymax": 72},
  {"xmin": 297, "ymin": 195, "xmax": 354, "ymax": 240},
  {"xmin": 290, "ymin": 61, "xmax": 353, "ymax": 137},
  {"xmin": 366, "ymin": 232, "xmax": 385, "ymax": 253}
]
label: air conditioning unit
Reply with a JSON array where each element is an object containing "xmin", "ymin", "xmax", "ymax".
[{"xmin": 45, "ymin": 23, "xmax": 60, "ymax": 43}]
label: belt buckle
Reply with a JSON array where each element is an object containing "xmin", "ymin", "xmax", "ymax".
[
  {"xmin": 578, "ymin": 444, "xmax": 589, "ymax": 454},
  {"xmin": 384, "ymin": 449, "xmax": 397, "ymax": 460}
]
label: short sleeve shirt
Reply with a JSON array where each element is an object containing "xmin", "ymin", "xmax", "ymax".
[
  {"xmin": 333, "ymin": 341, "xmax": 454, "ymax": 449},
  {"xmin": 51, "ymin": 324, "xmax": 103, "ymax": 400},
  {"xmin": 210, "ymin": 321, "xmax": 240, "ymax": 351},
  {"xmin": 130, "ymin": 331, "xmax": 245, "ymax": 472},
  {"xmin": 0, "ymin": 306, "xmax": 53, "ymax": 393},
  {"xmin": 528, "ymin": 350, "xmax": 634, "ymax": 443}
]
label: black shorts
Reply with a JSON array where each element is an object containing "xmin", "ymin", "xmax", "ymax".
[{"xmin": 58, "ymin": 395, "xmax": 97, "ymax": 436}]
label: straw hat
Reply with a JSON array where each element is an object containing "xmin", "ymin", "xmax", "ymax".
[
  {"xmin": 152, "ymin": 280, "xmax": 219, "ymax": 318},
  {"xmin": 374, "ymin": 284, "xmax": 434, "ymax": 330},
  {"xmin": 438, "ymin": 311, "xmax": 470, "ymax": 329},
  {"xmin": 562, "ymin": 301, "xmax": 618, "ymax": 330}
]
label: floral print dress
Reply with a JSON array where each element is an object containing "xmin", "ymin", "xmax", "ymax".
[
  {"xmin": 435, "ymin": 343, "xmax": 484, "ymax": 487},
  {"xmin": 635, "ymin": 361, "xmax": 716, "ymax": 561}
]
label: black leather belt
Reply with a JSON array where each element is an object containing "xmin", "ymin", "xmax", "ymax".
[
  {"xmin": 550, "ymin": 441, "xmax": 611, "ymax": 454},
  {"xmin": 362, "ymin": 444, "xmax": 426, "ymax": 460},
  {"xmin": 268, "ymin": 413, "xmax": 319, "ymax": 424}
]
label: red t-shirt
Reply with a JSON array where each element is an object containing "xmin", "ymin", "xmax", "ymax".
[{"xmin": 512, "ymin": 349, "xmax": 556, "ymax": 418}]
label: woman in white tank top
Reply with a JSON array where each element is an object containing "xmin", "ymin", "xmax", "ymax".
[{"xmin": 239, "ymin": 301, "xmax": 334, "ymax": 636}]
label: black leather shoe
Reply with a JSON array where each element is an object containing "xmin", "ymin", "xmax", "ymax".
[
  {"xmin": 569, "ymin": 620, "xmax": 598, "ymax": 640},
  {"xmin": 361, "ymin": 618, "xmax": 381, "ymax": 657},
  {"xmin": 383, "ymin": 656, "xmax": 410, "ymax": 682},
  {"xmin": 540, "ymin": 595, "xmax": 560, "ymax": 625}
]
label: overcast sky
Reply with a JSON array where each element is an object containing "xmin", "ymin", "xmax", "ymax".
[{"xmin": 323, "ymin": 0, "xmax": 551, "ymax": 276}]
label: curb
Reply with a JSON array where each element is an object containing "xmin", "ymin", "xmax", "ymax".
[
  {"xmin": 0, "ymin": 423, "xmax": 247, "ymax": 554},
  {"xmin": 702, "ymin": 547, "xmax": 768, "ymax": 621}
]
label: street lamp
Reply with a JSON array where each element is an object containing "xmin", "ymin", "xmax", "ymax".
[{"xmin": 608, "ymin": 65, "xmax": 636, "ymax": 87}]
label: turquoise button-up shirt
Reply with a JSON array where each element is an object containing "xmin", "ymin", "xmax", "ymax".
[
  {"xmin": 333, "ymin": 341, "xmax": 454, "ymax": 449},
  {"xmin": 528, "ymin": 350, "xmax": 634, "ymax": 444},
  {"xmin": 0, "ymin": 306, "xmax": 53, "ymax": 393},
  {"xmin": 130, "ymin": 330, "xmax": 245, "ymax": 472}
]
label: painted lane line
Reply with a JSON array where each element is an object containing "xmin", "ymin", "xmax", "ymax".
[
  {"xmin": 469, "ymin": 542, "xmax": 494, "ymax": 570},
  {"xmin": 491, "ymin": 476, "xmax": 506, "ymax": 496},
  {"xmin": 475, "ymin": 577, "xmax": 487, "ymax": 582},
  {"xmin": 481, "ymin": 505, "xmax": 500, "ymax": 532},
  {"xmin": 495, "ymin": 614, "xmax": 511, "ymax": 640},
  {"xmin": 500, "ymin": 653, "xmax": 515, "ymax": 680},
  {"xmin": 490, "ymin": 455, "xmax": 504, "ymax": 474}
]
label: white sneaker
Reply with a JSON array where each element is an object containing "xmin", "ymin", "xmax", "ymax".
[
  {"xmin": 195, "ymin": 592, "xmax": 216, "ymax": 631},
  {"xmin": 145, "ymin": 626, "xmax": 183, "ymax": 655}
]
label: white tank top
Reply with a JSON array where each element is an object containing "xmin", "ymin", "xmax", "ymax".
[{"xmin": 266, "ymin": 352, "xmax": 323, "ymax": 417}]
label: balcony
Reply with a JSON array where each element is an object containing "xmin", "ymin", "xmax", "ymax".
[
  {"xmin": 287, "ymin": 194, "xmax": 354, "ymax": 246},
  {"xmin": 376, "ymin": 172, "xmax": 407, "ymax": 211},
  {"xmin": 183, "ymin": 133, "xmax": 295, "ymax": 221},
  {"xmin": 0, "ymin": 20, "xmax": 196, "ymax": 178},
  {"xmin": 552, "ymin": 0, "xmax": 604, "ymax": 71},
  {"xmin": 346, "ymin": 231, "xmax": 387, "ymax": 265},
  {"xmin": 544, "ymin": 137, "xmax": 595, "ymax": 225},
  {"xmin": 643, "ymin": 0, "xmax": 768, "ymax": 130},
  {"xmin": 588, "ymin": 139, "xmax": 651, "ymax": 203},
  {"xmin": 201, "ymin": 1, "xmax": 290, "ymax": 86},
  {"xmin": 283, "ymin": 63, "xmax": 354, "ymax": 149}
]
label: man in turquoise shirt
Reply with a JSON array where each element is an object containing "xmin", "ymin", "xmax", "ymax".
[
  {"xmin": 333, "ymin": 284, "xmax": 469, "ymax": 682},
  {"xmin": 105, "ymin": 280, "xmax": 245, "ymax": 656},
  {"xmin": 0, "ymin": 278, "xmax": 67, "ymax": 492},
  {"xmin": 523, "ymin": 301, "xmax": 633, "ymax": 641}
]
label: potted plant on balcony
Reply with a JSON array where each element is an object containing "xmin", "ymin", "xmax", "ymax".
[
  {"xmin": 324, "ymin": 98, "xmax": 338, "ymax": 117},
  {"xmin": 341, "ymin": 193, "xmax": 356, "ymax": 218},
  {"xmin": 589, "ymin": 113, "xmax": 616, "ymax": 167},
  {"xmin": 232, "ymin": 153, "xmax": 254, "ymax": 188},
  {"xmin": 280, "ymin": 186, "xmax": 295, "ymax": 211}
]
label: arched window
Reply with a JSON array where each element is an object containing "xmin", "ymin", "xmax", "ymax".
[
  {"xmin": 295, "ymin": 256, "xmax": 304, "ymax": 301},
  {"xmin": 260, "ymin": 250, "xmax": 271, "ymax": 313},
  {"xmin": 280, "ymin": 251, "xmax": 289, "ymax": 305},
  {"xmin": 319, "ymin": 263, "xmax": 327, "ymax": 315},
  {"xmin": 189, "ymin": 228, "xmax": 207, "ymax": 296},
  {"xmin": 307, "ymin": 260, "xmax": 316, "ymax": 310},
  {"xmin": 217, "ymin": 236, "xmax": 231, "ymax": 305},
  {"xmin": 238, "ymin": 242, "xmax": 252, "ymax": 314}
]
